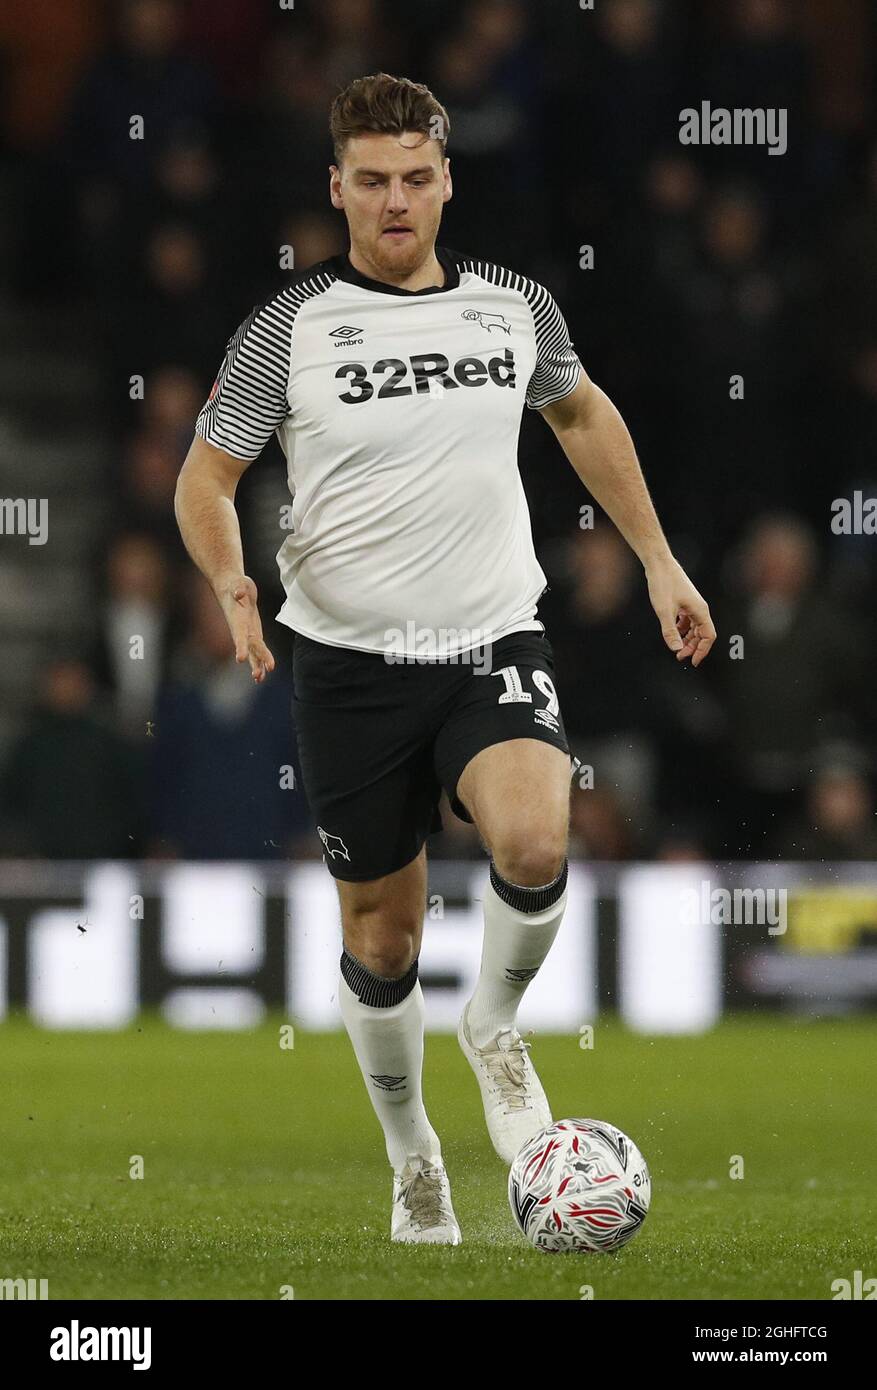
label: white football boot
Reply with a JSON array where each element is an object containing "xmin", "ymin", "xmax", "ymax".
[
  {"xmin": 458, "ymin": 1002, "xmax": 552, "ymax": 1164},
  {"xmin": 391, "ymin": 1156, "xmax": 462, "ymax": 1245}
]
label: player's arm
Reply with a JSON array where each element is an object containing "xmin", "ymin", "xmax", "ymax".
[
  {"xmin": 174, "ymin": 435, "xmax": 275, "ymax": 683},
  {"xmin": 539, "ymin": 372, "xmax": 716, "ymax": 668}
]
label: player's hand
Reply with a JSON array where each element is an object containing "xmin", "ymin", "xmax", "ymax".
[
  {"xmin": 645, "ymin": 555, "xmax": 716, "ymax": 667},
  {"xmin": 217, "ymin": 574, "xmax": 276, "ymax": 683}
]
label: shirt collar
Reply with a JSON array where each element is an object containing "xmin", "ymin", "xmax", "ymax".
[{"xmin": 330, "ymin": 244, "xmax": 459, "ymax": 296}]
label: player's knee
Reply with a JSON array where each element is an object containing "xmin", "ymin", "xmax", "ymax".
[
  {"xmin": 341, "ymin": 909, "xmax": 420, "ymax": 979},
  {"xmin": 353, "ymin": 944, "xmax": 417, "ymax": 979},
  {"xmin": 491, "ymin": 826, "xmax": 567, "ymax": 888}
]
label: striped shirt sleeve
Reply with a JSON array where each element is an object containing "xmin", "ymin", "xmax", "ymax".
[
  {"xmin": 195, "ymin": 301, "xmax": 293, "ymax": 460},
  {"xmin": 525, "ymin": 285, "xmax": 583, "ymax": 411}
]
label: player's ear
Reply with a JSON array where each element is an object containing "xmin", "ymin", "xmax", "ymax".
[
  {"xmin": 329, "ymin": 165, "xmax": 344, "ymax": 210},
  {"xmin": 442, "ymin": 158, "xmax": 452, "ymax": 204}
]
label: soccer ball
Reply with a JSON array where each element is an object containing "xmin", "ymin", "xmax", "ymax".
[{"xmin": 508, "ymin": 1118, "xmax": 651, "ymax": 1253}]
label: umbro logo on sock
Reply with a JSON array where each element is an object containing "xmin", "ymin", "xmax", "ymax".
[
  {"xmin": 370, "ymin": 1073, "xmax": 407, "ymax": 1092},
  {"xmin": 505, "ymin": 967, "xmax": 539, "ymax": 983}
]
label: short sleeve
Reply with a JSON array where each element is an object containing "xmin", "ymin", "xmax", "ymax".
[
  {"xmin": 525, "ymin": 286, "xmax": 583, "ymax": 411},
  {"xmin": 195, "ymin": 301, "xmax": 293, "ymax": 460}
]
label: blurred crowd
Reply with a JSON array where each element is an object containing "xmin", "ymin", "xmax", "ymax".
[{"xmin": 1, "ymin": 0, "xmax": 876, "ymax": 863}]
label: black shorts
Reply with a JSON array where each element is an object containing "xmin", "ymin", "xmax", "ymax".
[{"xmin": 291, "ymin": 627, "xmax": 571, "ymax": 881}]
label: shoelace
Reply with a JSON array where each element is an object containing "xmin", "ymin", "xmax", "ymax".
[
  {"xmin": 481, "ymin": 1031, "xmax": 533, "ymax": 1112},
  {"xmin": 399, "ymin": 1167, "xmax": 446, "ymax": 1230}
]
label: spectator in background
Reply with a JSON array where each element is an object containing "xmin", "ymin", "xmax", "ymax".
[
  {"xmin": 716, "ymin": 514, "xmax": 870, "ymax": 853},
  {"xmin": 276, "ymin": 210, "xmax": 345, "ymax": 280},
  {"xmin": 121, "ymin": 425, "xmax": 186, "ymax": 549},
  {"xmin": 317, "ymin": 0, "xmax": 404, "ymax": 92},
  {"xmin": 232, "ymin": 27, "xmax": 342, "ymax": 241},
  {"xmin": 67, "ymin": 0, "xmax": 216, "ymax": 191},
  {"xmin": 825, "ymin": 339, "xmax": 877, "ymax": 619},
  {"xmin": 544, "ymin": 524, "xmax": 723, "ymax": 859},
  {"xmin": 656, "ymin": 183, "xmax": 799, "ymax": 541},
  {"xmin": 0, "ymin": 0, "xmax": 103, "ymax": 153},
  {"xmin": 603, "ymin": 149, "xmax": 706, "ymax": 461},
  {"xmin": 96, "ymin": 122, "xmax": 233, "ymax": 302},
  {"xmin": 430, "ymin": 0, "xmax": 539, "ymax": 258},
  {"xmin": 181, "ymin": 0, "xmax": 273, "ymax": 107},
  {"xmin": 641, "ymin": 151, "xmax": 705, "ymax": 286},
  {"xmin": 772, "ymin": 747, "xmax": 877, "ymax": 860},
  {"xmin": 541, "ymin": 523, "xmax": 662, "ymax": 820},
  {"xmin": 66, "ymin": 0, "xmax": 217, "ymax": 297},
  {"xmin": 91, "ymin": 534, "xmax": 177, "ymax": 738},
  {"xmin": 148, "ymin": 576, "xmax": 311, "ymax": 860},
  {"xmin": 148, "ymin": 127, "xmax": 230, "ymax": 269},
  {"xmin": 817, "ymin": 138, "xmax": 877, "ymax": 609},
  {"xmin": 0, "ymin": 0, "xmax": 105, "ymax": 297},
  {"xmin": 0, "ymin": 657, "xmax": 143, "ymax": 857},
  {"xmin": 581, "ymin": 0, "xmax": 680, "ymax": 208},
  {"xmin": 127, "ymin": 221, "xmax": 227, "ymax": 371},
  {"xmin": 829, "ymin": 139, "xmax": 877, "ymax": 353},
  {"xmin": 700, "ymin": 0, "xmax": 813, "ymax": 224},
  {"xmin": 654, "ymin": 824, "xmax": 712, "ymax": 862},
  {"xmin": 569, "ymin": 784, "xmax": 641, "ymax": 861},
  {"xmin": 142, "ymin": 365, "xmax": 205, "ymax": 457}
]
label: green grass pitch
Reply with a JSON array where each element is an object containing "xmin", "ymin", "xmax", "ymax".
[{"xmin": 1, "ymin": 1014, "xmax": 873, "ymax": 1300}]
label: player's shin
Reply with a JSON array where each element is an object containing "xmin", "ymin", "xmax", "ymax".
[
  {"xmin": 338, "ymin": 949, "xmax": 442, "ymax": 1172},
  {"xmin": 466, "ymin": 859, "xmax": 569, "ymax": 1048}
]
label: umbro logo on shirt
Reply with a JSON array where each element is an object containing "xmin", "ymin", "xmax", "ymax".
[{"xmin": 329, "ymin": 324, "xmax": 364, "ymax": 346}]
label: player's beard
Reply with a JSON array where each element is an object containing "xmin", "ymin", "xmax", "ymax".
[
  {"xmin": 368, "ymin": 231, "xmax": 423, "ymax": 279},
  {"xmin": 367, "ymin": 213, "xmax": 441, "ymax": 281}
]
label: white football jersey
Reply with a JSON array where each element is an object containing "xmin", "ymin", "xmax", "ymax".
[{"xmin": 195, "ymin": 246, "xmax": 583, "ymax": 656}]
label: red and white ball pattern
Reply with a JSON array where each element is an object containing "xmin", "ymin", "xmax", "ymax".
[{"xmin": 508, "ymin": 1118, "xmax": 651, "ymax": 1253}]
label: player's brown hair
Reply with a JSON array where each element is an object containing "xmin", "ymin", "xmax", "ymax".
[{"xmin": 329, "ymin": 72, "xmax": 450, "ymax": 165}]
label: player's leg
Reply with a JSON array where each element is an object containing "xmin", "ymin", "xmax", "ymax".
[
  {"xmin": 336, "ymin": 845, "xmax": 438, "ymax": 1174},
  {"xmin": 291, "ymin": 634, "xmax": 460, "ymax": 1241},
  {"xmin": 336, "ymin": 849, "xmax": 461, "ymax": 1245},
  {"xmin": 453, "ymin": 738, "xmax": 570, "ymax": 1160},
  {"xmin": 457, "ymin": 736, "xmax": 571, "ymax": 1049},
  {"xmin": 433, "ymin": 631, "xmax": 574, "ymax": 1162}
]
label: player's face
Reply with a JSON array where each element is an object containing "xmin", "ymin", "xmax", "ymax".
[{"xmin": 330, "ymin": 131, "xmax": 451, "ymax": 279}]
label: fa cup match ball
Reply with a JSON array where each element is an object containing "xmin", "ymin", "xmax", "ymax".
[{"xmin": 508, "ymin": 1118, "xmax": 651, "ymax": 1253}]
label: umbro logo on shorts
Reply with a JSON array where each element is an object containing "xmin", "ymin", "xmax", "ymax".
[
  {"xmin": 317, "ymin": 826, "xmax": 350, "ymax": 860},
  {"xmin": 370, "ymin": 1073, "xmax": 407, "ymax": 1091},
  {"xmin": 535, "ymin": 707, "xmax": 560, "ymax": 733}
]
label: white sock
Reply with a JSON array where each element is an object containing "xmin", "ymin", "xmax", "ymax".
[
  {"xmin": 466, "ymin": 859, "xmax": 569, "ymax": 1048},
  {"xmin": 338, "ymin": 957, "xmax": 442, "ymax": 1173}
]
